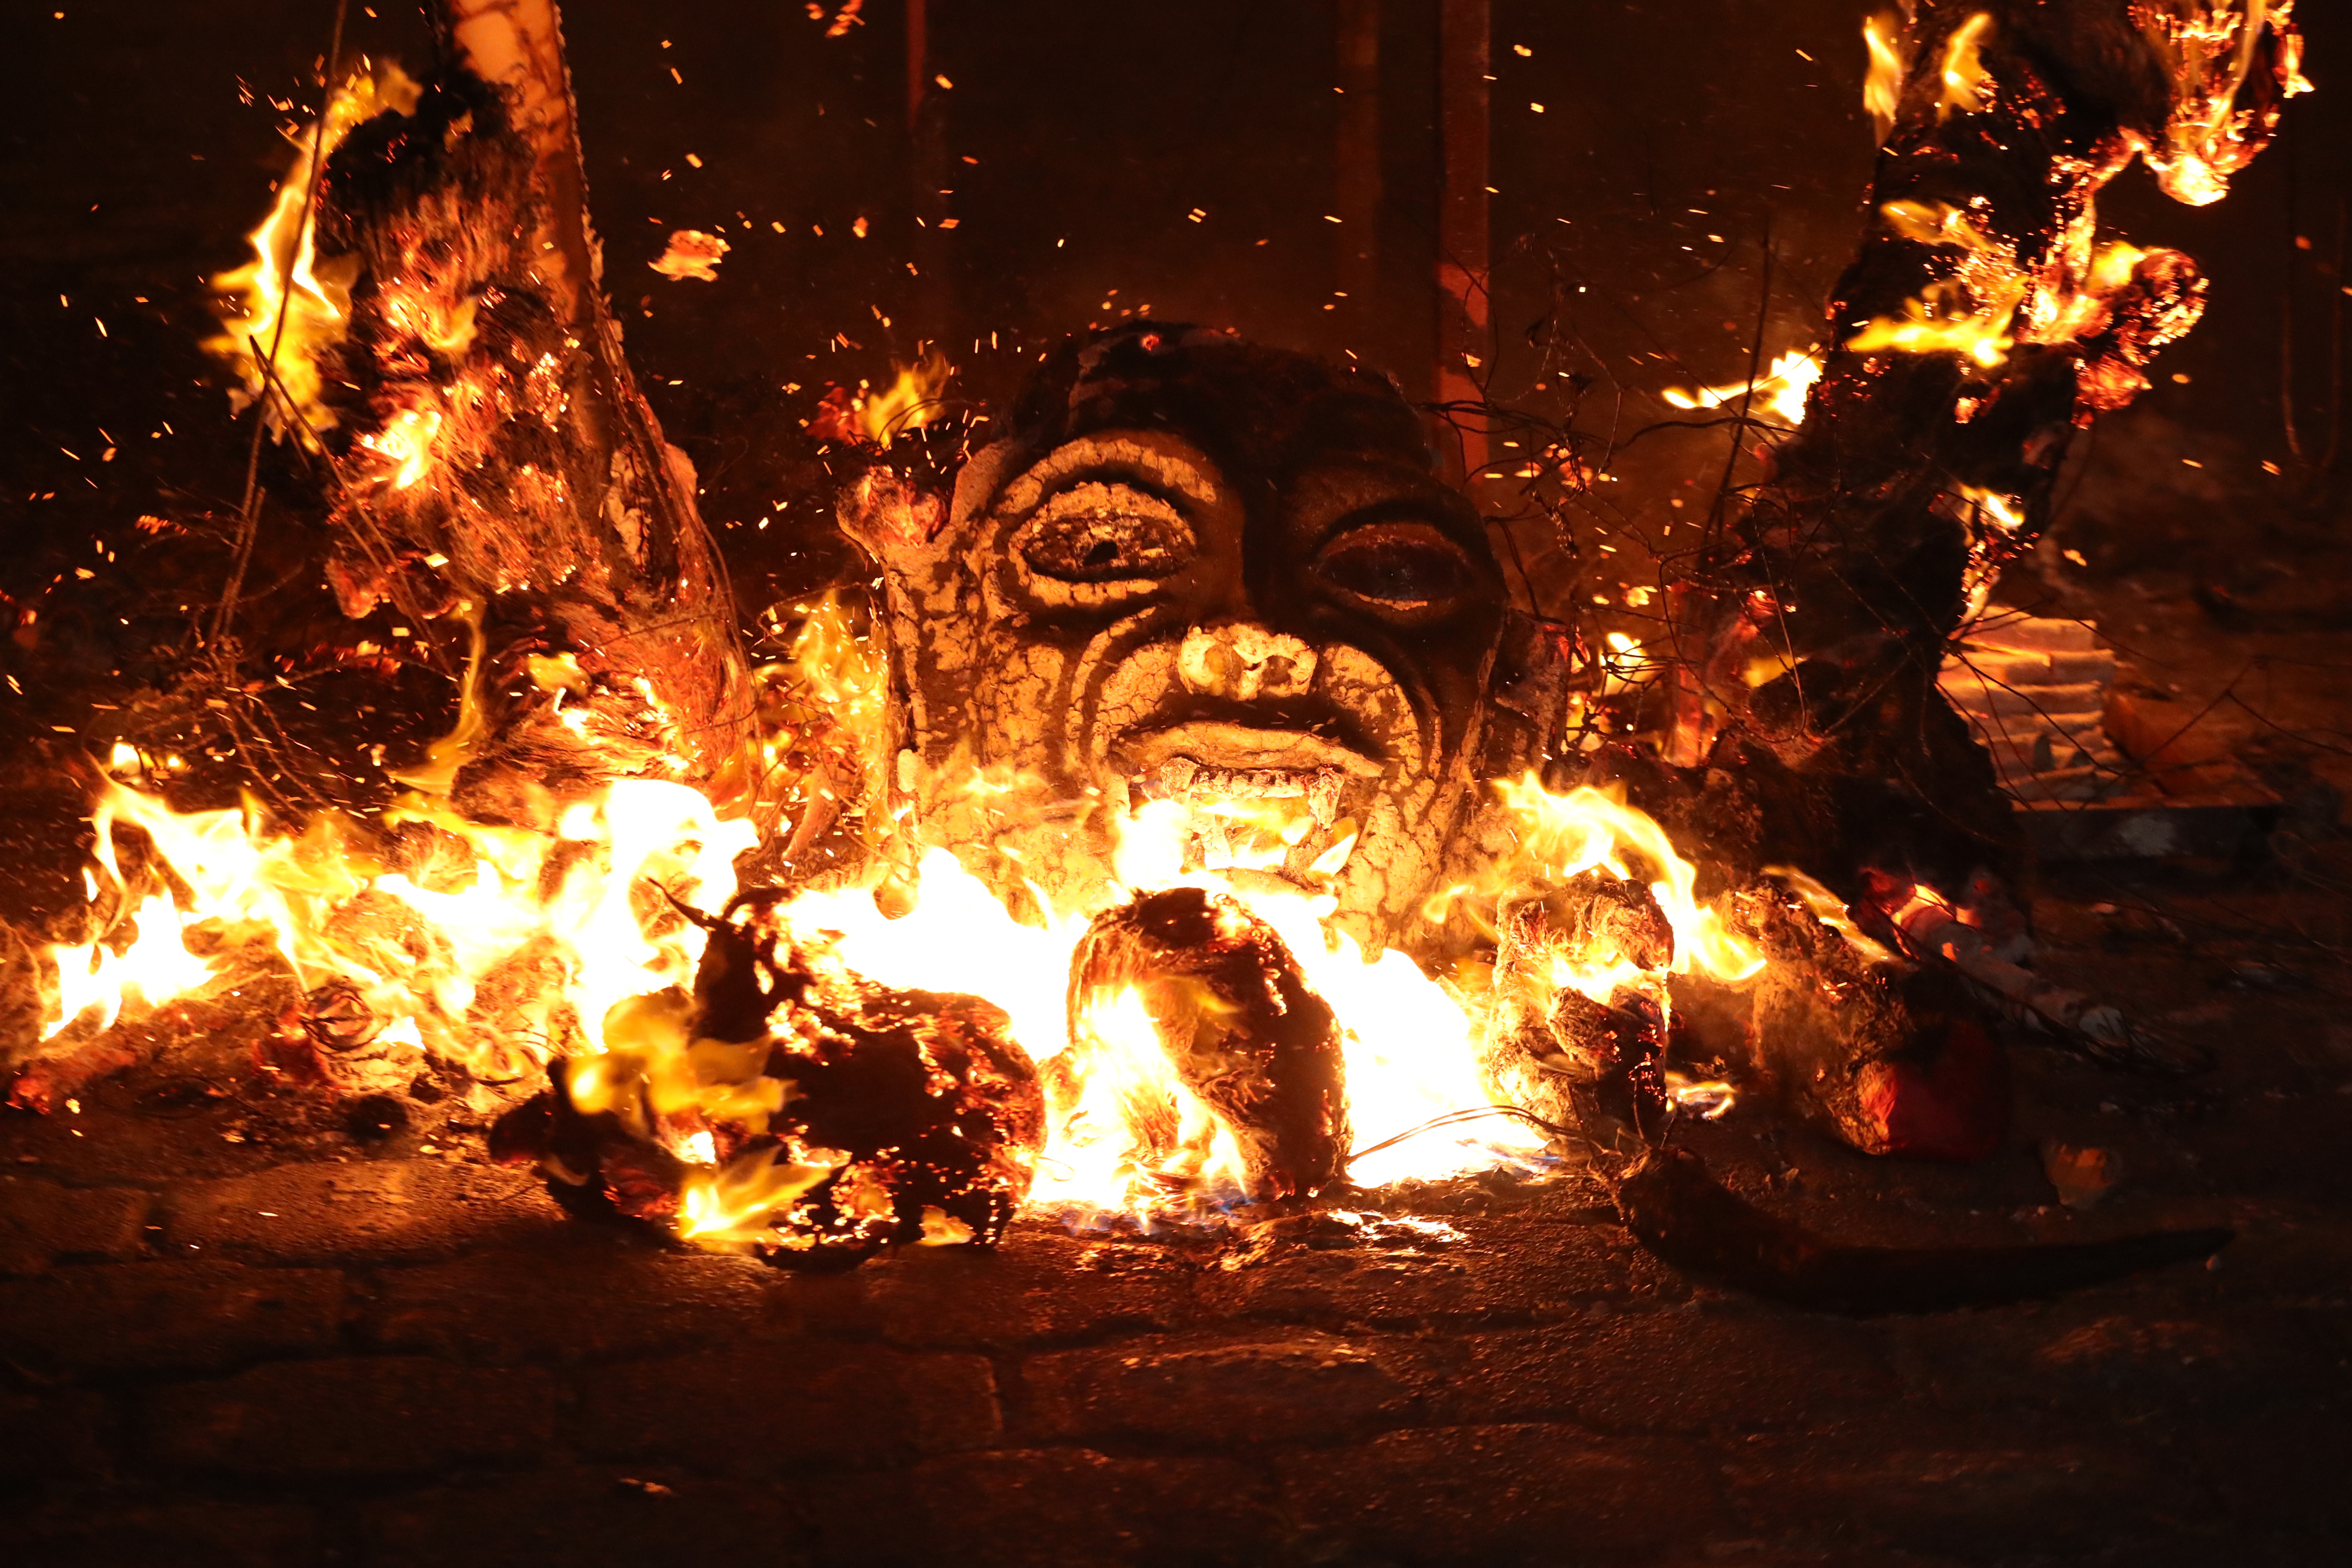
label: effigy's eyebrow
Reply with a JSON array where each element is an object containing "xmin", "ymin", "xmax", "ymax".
[{"xmin": 994, "ymin": 434, "xmax": 1223, "ymax": 518}]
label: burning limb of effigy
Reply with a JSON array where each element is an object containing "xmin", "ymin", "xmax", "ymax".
[{"xmin": 2, "ymin": 0, "xmax": 2307, "ymax": 1312}]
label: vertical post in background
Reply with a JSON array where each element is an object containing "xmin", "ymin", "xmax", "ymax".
[
  {"xmin": 907, "ymin": 0, "xmax": 952, "ymax": 354},
  {"xmin": 1335, "ymin": 0, "xmax": 1381, "ymax": 349},
  {"xmin": 1435, "ymin": 0, "xmax": 1489, "ymax": 482}
]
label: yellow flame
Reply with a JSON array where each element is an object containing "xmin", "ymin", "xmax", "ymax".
[
  {"xmin": 857, "ymin": 346, "xmax": 953, "ymax": 446},
  {"xmin": 1662, "ymin": 348, "xmax": 1823, "ymax": 427},
  {"xmin": 1846, "ymin": 277, "xmax": 2022, "ymax": 368},
  {"xmin": 2140, "ymin": 1, "xmax": 2309, "ymax": 207},
  {"xmin": 1937, "ymin": 14, "xmax": 1996, "ymax": 119},
  {"xmin": 1481, "ymin": 776, "xmax": 1764, "ymax": 987},
  {"xmin": 36, "ymin": 760, "xmax": 755, "ymax": 1082},
  {"xmin": 1954, "ymin": 484, "xmax": 2025, "ymax": 534},
  {"xmin": 2087, "ymin": 239, "xmax": 2147, "ymax": 295},
  {"xmin": 677, "ymin": 1145, "xmax": 845, "ymax": 1246},
  {"xmin": 204, "ymin": 61, "xmax": 420, "ymax": 436},
  {"xmin": 358, "ymin": 405, "xmax": 444, "ymax": 490},
  {"xmin": 784, "ymin": 593, "xmax": 888, "ymax": 742},
  {"xmin": 1863, "ymin": 12, "xmax": 1908, "ymax": 141},
  {"xmin": 1881, "ymin": 199, "xmax": 1999, "ymax": 254},
  {"xmin": 43, "ymin": 683, "xmax": 1779, "ymax": 1237},
  {"xmin": 1764, "ymin": 864, "xmax": 1898, "ymax": 965},
  {"xmin": 42, "ymin": 892, "xmax": 213, "ymax": 1043}
]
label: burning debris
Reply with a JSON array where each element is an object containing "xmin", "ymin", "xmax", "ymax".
[
  {"xmin": 3, "ymin": 0, "xmax": 2305, "ymax": 1307},
  {"xmin": 497, "ymin": 894, "xmax": 1043, "ymax": 1266},
  {"xmin": 1721, "ymin": 876, "xmax": 2009, "ymax": 1163},
  {"xmin": 1482, "ymin": 870, "xmax": 1676, "ymax": 1169},
  {"xmin": 649, "ymin": 228, "xmax": 730, "ymax": 282},
  {"xmin": 1063, "ymin": 887, "xmax": 1351, "ymax": 1207}
]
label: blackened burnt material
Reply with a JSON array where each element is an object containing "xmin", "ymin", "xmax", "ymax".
[
  {"xmin": 504, "ymin": 894, "xmax": 1044, "ymax": 1269},
  {"xmin": 1618, "ymin": 1146, "xmax": 2233, "ymax": 1316},
  {"xmin": 1692, "ymin": 0, "xmax": 2303, "ymax": 879},
  {"xmin": 1484, "ymin": 872, "xmax": 1674, "ymax": 1170},
  {"xmin": 1065, "ymin": 887, "xmax": 1351, "ymax": 1203}
]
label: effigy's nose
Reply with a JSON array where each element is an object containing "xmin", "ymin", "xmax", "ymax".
[{"xmin": 1176, "ymin": 622, "xmax": 1319, "ymax": 701}]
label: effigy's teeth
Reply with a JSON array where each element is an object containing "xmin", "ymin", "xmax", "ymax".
[
  {"xmin": 1306, "ymin": 768, "xmax": 1342, "ymax": 827},
  {"xmin": 1154, "ymin": 756, "xmax": 1347, "ymax": 810}
]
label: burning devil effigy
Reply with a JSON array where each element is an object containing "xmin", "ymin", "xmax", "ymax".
[{"xmin": 4, "ymin": 0, "xmax": 2309, "ymax": 1315}]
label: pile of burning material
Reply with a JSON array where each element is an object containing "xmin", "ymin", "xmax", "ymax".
[
  {"xmin": 1938, "ymin": 615, "xmax": 2126, "ymax": 802},
  {"xmin": 3, "ymin": 0, "xmax": 2302, "ymax": 1313}
]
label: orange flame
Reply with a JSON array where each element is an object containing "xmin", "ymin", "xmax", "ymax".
[
  {"xmin": 1862, "ymin": 12, "xmax": 1908, "ymax": 142},
  {"xmin": 1936, "ymin": 14, "xmax": 1996, "ymax": 120},
  {"xmin": 204, "ymin": 61, "xmax": 420, "ymax": 436},
  {"xmin": 38, "ymin": 738, "xmax": 1774, "ymax": 1238},
  {"xmin": 35, "ymin": 735, "xmax": 754, "ymax": 1084},
  {"xmin": 1663, "ymin": 348, "xmax": 1824, "ymax": 426},
  {"xmin": 2140, "ymin": 1, "xmax": 2310, "ymax": 207},
  {"xmin": 856, "ymin": 347, "xmax": 954, "ymax": 446}
]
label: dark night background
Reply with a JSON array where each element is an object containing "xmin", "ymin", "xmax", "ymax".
[{"xmin": 0, "ymin": 0, "xmax": 2345, "ymax": 766}]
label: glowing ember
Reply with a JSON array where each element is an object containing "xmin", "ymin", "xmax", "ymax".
[{"xmin": 650, "ymin": 228, "xmax": 731, "ymax": 282}]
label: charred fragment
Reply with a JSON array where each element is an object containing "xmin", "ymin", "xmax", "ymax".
[
  {"xmin": 505, "ymin": 895, "xmax": 1044, "ymax": 1266},
  {"xmin": 1064, "ymin": 887, "xmax": 1350, "ymax": 1203},
  {"xmin": 1484, "ymin": 871, "xmax": 1673, "ymax": 1170},
  {"xmin": 1721, "ymin": 879, "xmax": 2008, "ymax": 1162},
  {"xmin": 1617, "ymin": 1146, "xmax": 2233, "ymax": 1315}
]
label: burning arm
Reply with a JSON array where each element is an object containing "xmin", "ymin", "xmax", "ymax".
[
  {"xmin": 1709, "ymin": 1, "xmax": 2303, "ymax": 790},
  {"xmin": 207, "ymin": 0, "xmax": 756, "ymax": 823}
]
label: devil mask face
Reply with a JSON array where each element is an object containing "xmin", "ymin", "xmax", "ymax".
[{"xmin": 843, "ymin": 325, "xmax": 1553, "ymax": 943}]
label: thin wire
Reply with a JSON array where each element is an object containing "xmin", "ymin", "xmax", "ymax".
[{"xmin": 1344, "ymin": 1103, "xmax": 1566, "ymax": 1167}]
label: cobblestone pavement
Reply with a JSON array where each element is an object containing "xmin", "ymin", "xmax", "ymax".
[{"xmin": 4, "ymin": 869, "xmax": 2349, "ymax": 1568}]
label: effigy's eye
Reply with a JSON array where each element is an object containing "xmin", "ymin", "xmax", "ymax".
[
  {"xmin": 1016, "ymin": 482, "xmax": 1194, "ymax": 583},
  {"xmin": 1315, "ymin": 522, "xmax": 1473, "ymax": 612}
]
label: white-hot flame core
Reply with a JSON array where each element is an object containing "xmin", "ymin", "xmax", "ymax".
[
  {"xmin": 1662, "ymin": 349, "xmax": 1824, "ymax": 427},
  {"xmin": 781, "ymin": 802, "xmax": 1550, "ymax": 1219}
]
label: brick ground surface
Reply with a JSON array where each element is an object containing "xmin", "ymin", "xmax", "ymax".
[{"xmin": 4, "ymin": 886, "xmax": 2351, "ymax": 1568}]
